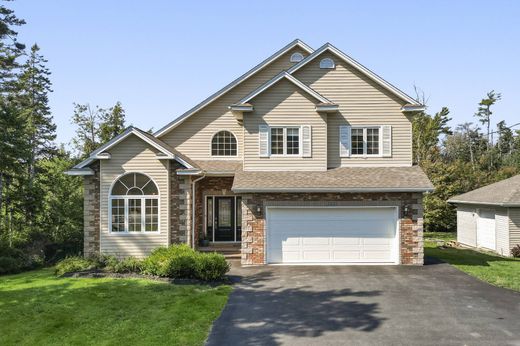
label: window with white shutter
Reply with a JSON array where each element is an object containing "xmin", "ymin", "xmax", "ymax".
[
  {"xmin": 302, "ymin": 125, "xmax": 312, "ymax": 157},
  {"xmin": 339, "ymin": 126, "xmax": 351, "ymax": 157},
  {"xmin": 382, "ymin": 125, "xmax": 392, "ymax": 157},
  {"xmin": 259, "ymin": 125, "xmax": 269, "ymax": 157}
]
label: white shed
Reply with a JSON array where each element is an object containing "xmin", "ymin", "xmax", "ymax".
[{"xmin": 448, "ymin": 175, "xmax": 520, "ymax": 257}]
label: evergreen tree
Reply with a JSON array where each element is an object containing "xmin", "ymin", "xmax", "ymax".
[
  {"xmin": 99, "ymin": 101, "xmax": 126, "ymax": 143},
  {"xmin": 0, "ymin": 2, "xmax": 25, "ymax": 94},
  {"xmin": 474, "ymin": 90, "xmax": 501, "ymax": 146}
]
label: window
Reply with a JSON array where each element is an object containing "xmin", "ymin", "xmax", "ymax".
[
  {"xmin": 319, "ymin": 58, "xmax": 335, "ymax": 69},
  {"xmin": 109, "ymin": 173, "xmax": 159, "ymax": 233},
  {"xmin": 270, "ymin": 127, "xmax": 300, "ymax": 156},
  {"xmin": 290, "ymin": 52, "xmax": 304, "ymax": 63},
  {"xmin": 351, "ymin": 127, "xmax": 380, "ymax": 156},
  {"xmin": 211, "ymin": 131, "xmax": 237, "ymax": 156}
]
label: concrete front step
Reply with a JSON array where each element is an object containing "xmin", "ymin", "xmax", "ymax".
[{"xmin": 198, "ymin": 244, "xmax": 241, "ymax": 259}]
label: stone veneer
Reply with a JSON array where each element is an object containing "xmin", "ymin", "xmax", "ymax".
[
  {"xmin": 170, "ymin": 162, "xmax": 191, "ymax": 244},
  {"xmin": 194, "ymin": 177, "xmax": 235, "ymax": 246},
  {"xmin": 241, "ymin": 192, "xmax": 424, "ymax": 266},
  {"xmin": 83, "ymin": 162, "xmax": 100, "ymax": 257}
]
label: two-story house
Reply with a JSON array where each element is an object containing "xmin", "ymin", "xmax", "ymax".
[{"xmin": 67, "ymin": 40, "xmax": 433, "ymax": 265}]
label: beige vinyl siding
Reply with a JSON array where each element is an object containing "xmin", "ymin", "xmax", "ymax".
[
  {"xmin": 509, "ymin": 207, "xmax": 520, "ymax": 251},
  {"xmin": 100, "ymin": 135, "xmax": 169, "ymax": 258},
  {"xmin": 495, "ymin": 207, "xmax": 510, "ymax": 256},
  {"xmin": 294, "ymin": 52, "xmax": 412, "ymax": 168},
  {"xmin": 457, "ymin": 205, "xmax": 477, "ymax": 247},
  {"xmin": 160, "ymin": 47, "xmax": 309, "ymax": 160},
  {"xmin": 243, "ymin": 79, "xmax": 327, "ymax": 171}
]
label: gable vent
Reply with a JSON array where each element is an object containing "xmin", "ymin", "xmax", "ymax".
[
  {"xmin": 320, "ymin": 58, "xmax": 335, "ymax": 69},
  {"xmin": 290, "ymin": 52, "xmax": 304, "ymax": 63}
]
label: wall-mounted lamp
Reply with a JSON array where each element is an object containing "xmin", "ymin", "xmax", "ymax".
[{"xmin": 403, "ymin": 204, "xmax": 409, "ymax": 217}]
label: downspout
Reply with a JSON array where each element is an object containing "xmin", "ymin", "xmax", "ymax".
[{"xmin": 191, "ymin": 173, "xmax": 206, "ymax": 249}]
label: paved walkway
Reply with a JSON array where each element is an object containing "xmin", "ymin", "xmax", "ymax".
[{"xmin": 207, "ymin": 260, "xmax": 520, "ymax": 346}]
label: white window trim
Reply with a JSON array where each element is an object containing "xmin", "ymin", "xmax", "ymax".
[
  {"xmin": 269, "ymin": 126, "xmax": 302, "ymax": 157},
  {"xmin": 108, "ymin": 172, "xmax": 161, "ymax": 235},
  {"xmin": 209, "ymin": 130, "xmax": 239, "ymax": 158},
  {"xmin": 204, "ymin": 195, "xmax": 242, "ymax": 243},
  {"xmin": 350, "ymin": 126, "xmax": 383, "ymax": 158}
]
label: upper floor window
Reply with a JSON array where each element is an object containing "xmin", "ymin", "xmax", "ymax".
[
  {"xmin": 110, "ymin": 173, "xmax": 159, "ymax": 233},
  {"xmin": 211, "ymin": 131, "xmax": 237, "ymax": 156},
  {"xmin": 290, "ymin": 52, "xmax": 304, "ymax": 63},
  {"xmin": 270, "ymin": 127, "xmax": 300, "ymax": 156},
  {"xmin": 351, "ymin": 127, "xmax": 380, "ymax": 156},
  {"xmin": 319, "ymin": 58, "xmax": 335, "ymax": 69}
]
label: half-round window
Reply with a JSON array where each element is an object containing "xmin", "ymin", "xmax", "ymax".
[
  {"xmin": 110, "ymin": 173, "xmax": 159, "ymax": 233},
  {"xmin": 319, "ymin": 57, "xmax": 335, "ymax": 69},
  {"xmin": 290, "ymin": 52, "xmax": 304, "ymax": 63},
  {"xmin": 211, "ymin": 131, "xmax": 237, "ymax": 156}
]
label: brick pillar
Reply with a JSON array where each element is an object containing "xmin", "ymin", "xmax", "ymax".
[{"xmin": 83, "ymin": 162, "xmax": 100, "ymax": 257}]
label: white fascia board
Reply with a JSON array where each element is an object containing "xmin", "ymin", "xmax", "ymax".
[
  {"xmin": 316, "ymin": 104, "xmax": 339, "ymax": 112},
  {"xmin": 402, "ymin": 105, "xmax": 426, "ymax": 112},
  {"xmin": 64, "ymin": 168, "xmax": 94, "ymax": 176},
  {"xmin": 176, "ymin": 169, "xmax": 204, "ymax": 176},
  {"xmin": 447, "ymin": 199, "xmax": 520, "ymax": 207},
  {"xmin": 238, "ymin": 72, "xmax": 332, "ymax": 105},
  {"xmin": 232, "ymin": 187, "xmax": 435, "ymax": 193},
  {"xmin": 288, "ymin": 43, "xmax": 421, "ymax": 106},
  {"xmin": 229, "ymin": 104, "xmax": 254, "ymax": 112},
  {"xmin": 154, "ymin": 39, "xmax": 314, "ymax": 137}
]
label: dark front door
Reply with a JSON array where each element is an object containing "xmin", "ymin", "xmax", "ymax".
[{"xmin": 214, "ymin": 197, "xmax": 235, "ymax": 241}]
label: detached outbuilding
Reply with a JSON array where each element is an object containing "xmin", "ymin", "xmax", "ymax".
[{"xmin": 448, "ymin": 175, "xmax": 520, "ymax": 257}]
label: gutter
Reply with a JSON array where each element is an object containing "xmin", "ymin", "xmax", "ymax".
[
  {"xmin": 447, "ymin": 199, "xmax": 520, "ymax": 208},
  {"xmin": 191, "ymin": 173, "xmax": 206, "ymax": 248}
]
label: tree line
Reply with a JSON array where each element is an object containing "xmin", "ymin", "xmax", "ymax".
[
  {"xmin": 413, "ymin": 91, "xmax": 520, "ymax": 232},
  {"xmin": 0, "ymin": 2, "xmax": 127, "ymax": 270}
]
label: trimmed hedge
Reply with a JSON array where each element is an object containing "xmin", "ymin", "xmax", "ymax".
[{"xmin": 54, "ymin": 244, "xmax": 230, "ymax": 281}]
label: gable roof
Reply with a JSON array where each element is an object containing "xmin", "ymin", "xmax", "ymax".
[
  {"xmin": 448, "ymin": 175, "xmax": 520, "ymax": 207},
  {"xmin": 154, "ymin": 39, "xmax": 314, "ymax": 137},
  {"xmin": 235, "ymin": 71, "xmax": 333, "ymax": 105},
  {"xmin": 69, "ymin": 127, "xmax": 198, "ymax": 171},
  {"xmin": 288, "ymin": 43, "xmax": 422, "ymax": 106}
]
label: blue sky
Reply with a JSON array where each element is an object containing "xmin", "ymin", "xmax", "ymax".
[{"xmin": 11, "ymin": 0, "xmax": 520, "ymax": 145}]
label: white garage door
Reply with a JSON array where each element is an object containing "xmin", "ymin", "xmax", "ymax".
[
  {"xmin": 477, "ymin": 209, "xmax": 496, "ymax": 250},
  {"xmin": 266, "ymin": 207, "xmax": 398, "ymax": 264}
]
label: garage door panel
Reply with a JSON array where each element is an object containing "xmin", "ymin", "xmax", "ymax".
[{"xmin": 267, "ymin": 207, "xmax": 398, "ymax": 264}]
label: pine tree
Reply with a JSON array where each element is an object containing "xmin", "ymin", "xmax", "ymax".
[{"xmin": 475, "ymin": 90, "xmax": 501, "ymax": 147}]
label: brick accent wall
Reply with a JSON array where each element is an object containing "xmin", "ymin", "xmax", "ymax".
[
  {"xmin": 170, "ymin": 162, "xmax": 191, "ymax": 244},
  {"xmin": 241, "ymin": 192, "xmax": 424, "ymax": 266},
  {"xmin": 83, "ymin": 162, "xmax": 100, "ymax": 257},
  {"xmin": 194, "ymin": 177, "xmax": 235, "ymax": 246}
]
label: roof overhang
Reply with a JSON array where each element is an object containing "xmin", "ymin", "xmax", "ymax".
[
  {"xmin": 154, "ymin": 39, "xmax": 314, "ymax": 137},
  {"xmin": 64, "ymin": 168, "xmax": 95, "ymax": 176},
  {"xmin": 232, "ymin": 187, "xmax": 435, "ymax": 193},
  {"xmin": 401, "ymin": 104, "xmax": 426, "ymax": 112},
  {"xmin": 447, "ymin": 199, "xmax": 520, "ymax": 207},
  {"xmin": 316, "ymin": 103, "xmax": 340, "ymax": 113}
]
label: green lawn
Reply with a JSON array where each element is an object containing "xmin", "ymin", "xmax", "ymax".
[
  {"xmin": 424, "ymin": 231, "xmax": 456, "ymax": 242},
  {"xmin": 425, "ymin": 238, "xmax": 520, "ymax": 292},
  {"xmin": 0, "ymin": 269, "xmax": 231, "ymax": 345}
]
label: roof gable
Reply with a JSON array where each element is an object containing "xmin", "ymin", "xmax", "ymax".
[
  {"xmin": 287, "ymin": 43, "xmax": 421, "ymax": 106},
  {"xmin": 70, "ymin": 127, "xmax": 197, "ymax": 171},
  {"xmin": 154, "ymin": 39, "xmax": 314, "ymax": 137}
]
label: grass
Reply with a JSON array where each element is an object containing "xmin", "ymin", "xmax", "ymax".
[
  {"xmin": 0, "ymin": 268, "xmax": 231, "ymax": 345},
  {"xmin": 424, "ymin": 234, "xmax": 520, "ymax": 292}
]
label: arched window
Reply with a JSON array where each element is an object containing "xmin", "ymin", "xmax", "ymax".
[
  {"xmin": 110, "ymin": 173, "xmax": 159, "ymax": 233},
  {"xmin": 290, "ymin": 52, "xmax": 304, "ymax": 63},
  {"xmin": 319, "ymin": 57, "xmax": 335, "ymax": 69},
  {"xmin": 211, "ymin": 131, "xmax": 237, "ymax": 156}
]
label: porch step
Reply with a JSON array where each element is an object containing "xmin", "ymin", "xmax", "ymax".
[{"xmin": 198, "ymin": 244, "xmax": 241, "ymax": 259}]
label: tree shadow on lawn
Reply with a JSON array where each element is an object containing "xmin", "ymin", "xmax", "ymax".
[
  {"xmin": 425, "ymin": 246, "xmax": 519, "ymax": 267},
  {"xmin": 209, "ymin": 270, "xmax": 385, "ymax": 346}
]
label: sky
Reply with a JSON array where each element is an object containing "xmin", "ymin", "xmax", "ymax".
[{"xmin": 9, "ymin": 0, "xmax": 520, "ymax": 146}]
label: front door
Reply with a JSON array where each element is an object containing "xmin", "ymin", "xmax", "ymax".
[{"xmin": 214, "ymin": 197, "xmax": 235, "ymax": 241}]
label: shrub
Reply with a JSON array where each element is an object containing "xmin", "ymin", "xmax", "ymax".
[
  {"xmin": 142, "ymin": 244, "xmax": 198, "ymax": 278},
  {"xmin": 0, "ymin": 257, "xmax": 21, "ymax": 275},
  {"xmin": 54, "ymin": 256, "xmax": 99, "ymax": 276},
  {"xmin": 110, "ymin": 257, "xmax": 143, "ymax": 274},
  {"xmin": 512, "ymin": 245, "xmax": 520, "ymax": 258},
  {"xmin": 195, "ymin": 252, "xmax": 230, "ymax": 281}
]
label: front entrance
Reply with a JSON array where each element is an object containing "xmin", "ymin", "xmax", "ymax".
[{"xmin": 206, "ymin": 196, "xmax": 242, "ymax": 242}]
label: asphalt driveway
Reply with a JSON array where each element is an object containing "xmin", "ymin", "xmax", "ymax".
[{"xmin": 207, "ymin": 260, "xmax": 520, "ymax": 346}]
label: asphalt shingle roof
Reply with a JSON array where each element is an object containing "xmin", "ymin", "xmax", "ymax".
[
  {"xmin": 448, "ymin": 174, "xmax": 520, "ymax": 206},
  {"xmin": 231, "ymin": 166, "xmax": 433, "ymax": 192}
]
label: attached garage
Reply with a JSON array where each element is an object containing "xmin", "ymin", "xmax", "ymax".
[{"xmin": 266, "ymin": 207, "xmax": 399, "ymax": 264}]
